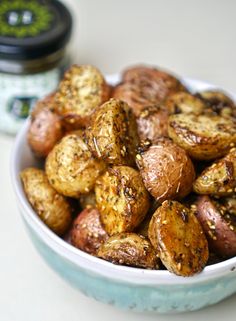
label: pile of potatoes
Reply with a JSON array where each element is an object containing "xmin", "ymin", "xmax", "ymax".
[{"xmin": 21, "ymin": 64, "xmax": 236, "ymax": 277}]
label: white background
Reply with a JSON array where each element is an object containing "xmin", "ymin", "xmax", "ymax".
[{"xmin": 1, "ymin": 0, "xmax": 236, "ymax": 320}]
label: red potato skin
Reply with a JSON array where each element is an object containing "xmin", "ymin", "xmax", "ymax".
[
  {"xmin": 195, "ymin": 196, "xmax": 236, "ymax": 258},
  {"xmin": 71, "ymin": 208, "xmax": 109, "ymax": 255}
]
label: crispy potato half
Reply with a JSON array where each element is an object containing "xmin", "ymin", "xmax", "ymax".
[
  {"xmin": 46, "ymin": 133, "xmax": 106, "ymax": 198},
  {"xmin": 148, "ymin": 200, "xmax": 209, "ymax": 276},
  {"xmin": 136, "ymin": 105, "xmax": 169, "ymax": 142},
  {"xmin": 70, "ymin": 208, "xmax": 108, "ymax": 255},
  {"xmin": 27, "ymin": 93, "xmax": 64, "ymax": 157},
  {"xmin": 136, "ymin": 138, "xmax": 195, "ymax": 202},
  {"xmin": 21, "ymin": 168, "xmax": 72, "ymax": 235},
  {"xmin": 95, "ymin": 166, "xmax": 150, "ymax": 235},
  {"xmin": 86, "ymin": 99, "xmax": 139, "ymax": 166},
  {"xmin": 56, "ymin": 65, "xmax": 110, "ymax": 128},
  {"xmin": 197, "ymin": 90, "xmax": 236, "ymax": 118},
  {"xmin": 195, "ymin": 196, "xmax": 236, "ymax": 258},
  {"xmin": 193, "ymin": 148, "xmax": 236, "ymax": 196},
  {"xmin": 168, "ymin": 114, "xmax": 236, "ymax": 160},
  {"xmin": 112, "ymin": 65, "xmax": 186, "ymax": 116},
  {"xmin": 98, "ymin": 233, "xmax": 159, "ymax": 269},
  {"xmin": 164, "ymin": 91, "xmax": 205, "ymax": 115}
]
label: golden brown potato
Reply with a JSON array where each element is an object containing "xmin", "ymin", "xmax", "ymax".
[
  {"xmin": 27, "ymin": 93, "xmax": 64, "ymax": 157},
  {"xmin": 112, "ymin": 65, "xmax": 186, "ymax": 116},
  {"xmin": 148, "ymin": 200, "xmax": 209, "ymax": 276},
  {"xmin": 197, "ymin": 90, "xmax": 236, "ymax": 118},
  {"xmin": 195, "ymin": 196, "xmax": 236, "ymax": 258},
  {"xmin": 95, "ymin": 166, "xmax": 150, "ymax": 235},
  {"xmin": 164, "ymin": 91, "xmax": 205, "ymax": 115},
  {"xmin": 85, "ymin": 99, "xmax": 139, "ymax": 166},
  {"xmin": 46, "ymin": 133, "xmax": 106, "ymax": 198},
  {"xmin": 55, "ymin": 65, "xmax": 110, "ymax": 128},
  {"xmin": 98, "ymin": 233, "xmax": 159, "ymax": 269},
  {"xmin": 193, "ymin": 148, "xmax": 236, "ymax": 196},
  {"xmin": 70, "ymin": 208, "xmax": 108, "ymax": 255},
  {"xmin": 21, "ymin": 168, "xmax": 72, "ymax": 235},
  {"xmin": 168, "ymin": 114, "xmax": 236, "ymax": 160},
  {"xmin": 136, "ymin": 138, "xmax": 195, "ymax": 202},
  {"xmin": 136, "ymin": 105, "xmax": 169, "ymax": 142},
  {"xmin": 79, "ymin": 192, "xmax": 96, "ymax": 209}
]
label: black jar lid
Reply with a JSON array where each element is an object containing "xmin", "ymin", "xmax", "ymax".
[{"xmin": 0, "ymin": 0, "xmax": 73, "ymax": 61}]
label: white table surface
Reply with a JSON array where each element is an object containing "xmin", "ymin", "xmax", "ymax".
[{"xmin": 1, "ymin": 0, "xmax": 236, "ymax": 320}]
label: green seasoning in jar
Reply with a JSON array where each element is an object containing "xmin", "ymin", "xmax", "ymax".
[{"xmin": 0, "ymin": 0, "xmax": 73, "ymax": 135}]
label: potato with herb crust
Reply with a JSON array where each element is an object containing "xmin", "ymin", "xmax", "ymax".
[
  {"xmin": 21, "ymin": 168, "xmax": 72, "ymax": 235},
  {"xmin": 195, "ymin": 196, "xmax": 236, "ymax": 258},
  {"xmin": 98, "ymin": 233, "xmax": 159, "ymax": 269},
  {"xmin": 46, "ymin": 132, "xmax": 106, "ymax": 198},
  {"xmin": 28, "ymin": 93, "xmax": 64, "ymax": 157},
  {"xmin": 136, "ymin": 138, "xmax": 195, "ymax": 203},
  {"xmin": 193, "ymin": 148, "xmax": 236, "ymax": 196},
  {"xmin": 85, "ymin": 99, "xmax": 139, "ymax": 166},
  {"xmin": 112, "ymin": 65, "xmax": 186, "ymax": 117},
  {"xmin": 71, "ymin": 208, "xmax": 108, "ymax": 255},
  {"xmin": 55, "ymin": 65, "xmax": 110, "ymax": 128},
  {"xmin": 164, "ymin": 91, "xmax": 205, "ymax": 115},
  {"xmin": 148, "ymin": 200, "xmax": 209, "ymax": 276},
  {"xmin": 168, "ymin": 114, "xmax": 236, "ymax": 160},
  {"xmin": 136, "ymin": 105, "xmax": 169, "ymax": 142},
  {"xmin": 95, "ymin": 166, "xmax": 150, "ymax": 235}
]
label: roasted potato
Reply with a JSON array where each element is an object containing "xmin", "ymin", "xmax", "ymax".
[
  {"xmin": 148, "ymin": 200, "xmax": 209, "ymax": 276},
  {"xmin": 136, "ymin": 105, "xmax": 169, "ymax": 142},
  {"xmin": 136, "ymin": 138, "xmax": 195, "ymax": 202},
  {"xmin": 56, "ymin": 65, "xmax": 110, "ymax": 128},
  {"xmin": 85, "ymin": 99, "xmax": 139, "ymax": 166},
  {"xmin": 168, "ymin": 114, "xmax": 236, "ymax": 160},
  {"xmin": 27, "ymin": 93, "xmax": 64, "ymax": 157},
  {"xmin": 195, "ymin": 196, "xmax": 236, "ymax": 258},
  {"xmin": 164, "ymin": 91, "xmax": 205, "ymax": 115},
  {"xmin": 112, "ymin": 65, "xmax": 186, "ymax": 116},
  {"xmin": 197, "ymin": 90, "xmax": 236, "ymax": 118},
  {"xmin": 98, "ymin": 233, "xmax": 159, "ymax": 269},
  {"xmin": 79, "ymin": 192, "xmax": 96, "ymax": 209},
  {"xmin": 95, "ymin": 166, "xmax": 150, "ymax": 235},
  {"xmin": 20, "ymin": 168, "xmax": 72, "ymax": 235},
  {"xmin": 193, "ymin": 148, "xmax": 236, "ymax": 196},
  {"xmin": 70, "ymin": 208, "xmax": 108, "ymax": 255},
  {"xmin": 46, "ymin": 132, "xmax": 106, "ymax": 198}
]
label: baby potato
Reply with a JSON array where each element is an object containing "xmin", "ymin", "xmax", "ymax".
[
  {"xmin": 98, "ymin": 233, "xmax": 159, "ymax": 269},
  {"xmin": 56, "ymin": 65, "xmax": 110, "ymax": 128},
  {"xmin": 21, "ymin": 168, "xmax": 72, "ymax": 235},
  {"xmin": 136, "ymin": 138, "xmax": 195, "ymax": 203},
  {"xmin": 46, "ymin": 132, "xmax": 106, "ymax": 198},
  {"xmin": 27, "ymin": 93, "xmax": 64, "ymax": 157},
  {"xmin": 79, "ymin": 192, "xmax": 96, "ymax": 209},
  {"xmin": 136, "ymin": 105, "xmax": 169, "ymax": 142},
  {"xmin": 148, "ymin": 200, "xmax": 209, "ymax": 276},
  {"xmin": 197, "ymin": 90, "xmax": 236, "ymax": 118},
  {"xmin": 70, "ymin": 208, "xmax": 108, "ymax": 255},
  {"xmin": 168, "ymin": 114, "xmax": 236, "ymax": 160},
  {"xmin": 95, "ymin": 166, "xmax": 150, "ymax": 235},
  {"xmin": 193, "ymin": 148, "xmax": 236, "ymax": 196},
  {"xmin": 195, "ymin": 196, "xmax": 236, "ymax": 258},
  {"xmin": 112, "ymin": 65, "xmax": 186, "ymax": 116},
  {"xmin": 85, "ymin": 99, "xmax": 139, "ymax": 166},
  {"xmin": 164, "ymin": 91, "xmax": 205, "ymax": 115}
]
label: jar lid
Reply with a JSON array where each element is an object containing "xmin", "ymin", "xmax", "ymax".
[{"xmin": 0, "ymin": 0, "xmax": 73, "ymax": 60}]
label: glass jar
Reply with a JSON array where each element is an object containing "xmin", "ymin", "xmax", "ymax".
[{"xmin": 0, "ymin": 0, "xmax": 73, "ymax": 135}]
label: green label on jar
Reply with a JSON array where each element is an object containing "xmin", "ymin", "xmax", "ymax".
[{"xmin": 0, "ymin": 0, "xmax": 53, "ymax": 38}]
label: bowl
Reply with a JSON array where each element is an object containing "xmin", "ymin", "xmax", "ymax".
[{"xmin": 10, "ymin": 75, "xmax": 236, "ymax": 313}]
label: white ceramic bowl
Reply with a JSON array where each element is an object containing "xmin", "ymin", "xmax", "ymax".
[{"xmin": 10, "ymin": 75, "xmax": 236, "ymax": 313}]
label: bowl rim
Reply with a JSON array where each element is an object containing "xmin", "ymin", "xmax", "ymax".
[{"xmin": 10, "ymin": 75, "xmax": 236, "ymax": 286}]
